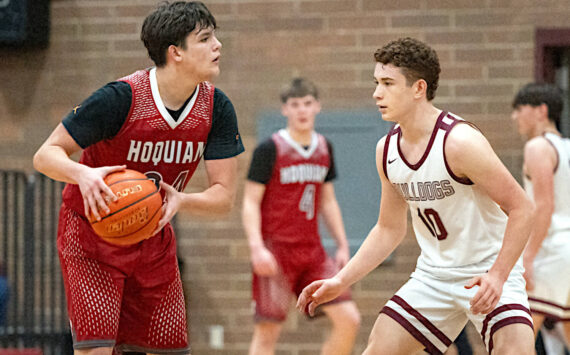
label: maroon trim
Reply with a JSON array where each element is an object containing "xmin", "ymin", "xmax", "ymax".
[
  {"xmin": 391, "ymin": 295, "xmax": 452, "ymax": 346},
  {"xmin": 488, "ymin": 316, "xmax": 533, "ymax": 354},
  {"xmin": 380, "ymin": 306, "xmax": 443, "ymax": 355},
  {"xmin": 382, "ymin": 131, "xmax": 393, "ymax": 181},
  {"xmin": 480, "ymin": 304, "xmax": 531, "ymax": 346},
  {"xmin": 396, "ymin": 111, "xmax": 447, "ymax": 171},
  {"xmin": 529, "ymin": 296, "xmax": 570, "ymax": 311},
  {"xmin": 442, "ymin": 116, "xmax": 473, "ymax": 185},
  {"xmin": 542, "ymin": 134, "xmax": 560, "ymax": 173}
]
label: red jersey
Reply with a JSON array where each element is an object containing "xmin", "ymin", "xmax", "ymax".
[
  {"xmin": 260, "ymin": 129, "xmax": 331, "ymax": 245},
  {"xmin": 62, "ymin": 68, "xmax": 214, "ymax": 216}
]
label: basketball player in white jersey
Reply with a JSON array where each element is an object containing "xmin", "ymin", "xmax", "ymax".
[
  {"xmin": 297, "ymin": 37, "xmax": 535, "ymax": 354},
  {"xmin": 512, "ymin": 83, "xmax": 570, "ymax": 346}
]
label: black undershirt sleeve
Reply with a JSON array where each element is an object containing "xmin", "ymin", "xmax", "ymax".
[
  {"xmin": 203, "ymin": 88, "xmax": 245, "ymax": 160},
  {"xmin": 62, "ymin": 81, "xmax": 132, "ymax": 149},
  {"xmin": 247, "ymin": 137, "xmax": 337, "ymax": 184}
]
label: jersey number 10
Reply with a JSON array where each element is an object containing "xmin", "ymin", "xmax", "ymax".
[{"xmin": 417, "ymin": 208, "xmax": 448, "ymax": 240}]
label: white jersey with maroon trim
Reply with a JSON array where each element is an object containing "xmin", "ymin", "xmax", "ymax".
[
  {"xmin": 383, "ymin": 111, "xmax": 510, "ymax": 279},
  {"xmin": 260, "ymin": 129, "xmax": 330, "ymax": 245},
  {"xmin": 62, "ymin": 67, "xmax": 214, "ymax": 216},
  {"xmin": 524, "ymin": 132, "xmax": 570, "ymax": 240}
]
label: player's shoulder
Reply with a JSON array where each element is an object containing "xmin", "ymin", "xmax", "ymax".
[{"xmin": 524, "ymin": 135, "xmax": 557, "ymax": 159}]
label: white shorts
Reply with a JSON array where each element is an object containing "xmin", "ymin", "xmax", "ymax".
[
  {"xmin": 381, "ymin": 269, "xmax": 532, "ymax": 354},
  {"xmin": 528, "ymin": 234, "xmax": 570, "ymax": 320}
]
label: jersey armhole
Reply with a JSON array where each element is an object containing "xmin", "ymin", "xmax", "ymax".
[
  {"xmin": 443, "ymin": 119, "xmax": 474, "ymax": 185},
  {"xmin": 542, "ymin": 135, "xmax": 560, "ymax": 174},
  {"xmin": 114, "ymin": 79, "xmax": 136, "ymax": 139}
]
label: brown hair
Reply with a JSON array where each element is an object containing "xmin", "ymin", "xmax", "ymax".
[
  {"xmin": 374, "ymin": 37, "xmax": 440, "ymax": 101},
  {"xmin": 141, "ymin": 1, "xmax": 216, "ymax": 67}
]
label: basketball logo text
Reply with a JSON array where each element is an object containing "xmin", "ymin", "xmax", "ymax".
[
  {"xmin": 393, "ymin": 180, "xmax": 455, "ymax": 201},
  {"xmin": 105, "ymin": 206, "xmax": 149, "ymax": 235}
]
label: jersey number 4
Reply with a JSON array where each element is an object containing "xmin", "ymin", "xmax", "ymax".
[
  {"xmin": 299, "ymin": 184, "xmax": 316, "ymax": 220},
  {"xmin": 417, "ymin": 208, "xmax": 448, "ymax": 240}
]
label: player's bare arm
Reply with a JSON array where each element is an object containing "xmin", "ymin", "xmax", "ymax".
[
  {"xmin": 33, "ymin": 123, "xmax": 125, "ymax": 220},
  {"xmin": 156, "ymin": 156, "xmax": 238, "ymax": 231},
  {"xmin": 445, "ymin": 123, "xmax": 534, "ymax": 314},
  {"xmin": 242, "ymin": 180, "xmax": 278, "ymax": 277},
  {"xmin": 318, "ymin": 182, "xmax": 350, "ymax": 267},
  {"xmin": 521, "ymin": 137, "xmax": 556, "ymax": 290},
  {"xmin": 297, "ymin": 137, "xmax": 409, "ymax": 315}
]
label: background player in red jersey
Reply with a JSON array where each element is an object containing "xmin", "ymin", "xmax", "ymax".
[
  {"xmin": 511, "ymin": 83, "xmax": 570, "ymax": 348},
  {"xmin": 33, "ymin": 2, "xmax": 243, "ymax": 354},
  {"xmin": 242, "ymin": 78, "xmax": 360, "ymax": 355}
]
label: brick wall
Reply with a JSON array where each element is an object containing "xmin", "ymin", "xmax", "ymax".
[{"xmin": 1, "ymin": 0, "xmax": 569, "ymax": 353}]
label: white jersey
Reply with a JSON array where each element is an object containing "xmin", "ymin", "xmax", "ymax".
[
  {"xmin": 383, "ymin": 111, "xmax": 510, "ymax": 279},
  {"xmin": 523, "ymin": 132, "xmax": 570, "ymax": 241}
]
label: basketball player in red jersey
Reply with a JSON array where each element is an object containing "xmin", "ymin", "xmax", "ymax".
[
  {"xmin": 33, "ymin": 2, "xmax": 243, "ymax": 354},
  {"xmin": 242, "ymin": 78, "xmax": 360, "ymax": 355},
  {"xmin": 297, "ymin": 38, "xmax": 535, "ymax": 354}
]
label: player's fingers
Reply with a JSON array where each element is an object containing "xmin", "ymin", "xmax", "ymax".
[
  {"xmin": 464, "ymin": 276, "xmax": 481, "ymax": 289},
  {"xmin": 308, "ymin": 300, "xmax": 319, "ymax": 316},
  {"xmin": 103, "ymin": 165, "xmax": 127, "ymax": 175},
  {"xmin": 94, "ymin": 192, "xmax": 110, "ymax": 214},
  {"xmin": 87, "ymin": 195, "xmax": 102, "ymax": 221}
]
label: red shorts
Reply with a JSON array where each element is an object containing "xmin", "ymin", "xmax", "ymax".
[
  {"xmin": 252, "ymin": 240, "xmax": 351, "ymax": 322},
  {"xmin": 57, "ymin": 204, "xmax": 190, "ymax": 354}
]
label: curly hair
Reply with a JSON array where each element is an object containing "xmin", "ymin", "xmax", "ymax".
[
  {"xmin": 374, "ymin": 37, "xmax": 440, "ymax": 101},
  {"xmin": 141, "ymin": 1, "xmax": 216, "ymax": 67},
  {"xmin": 513, "ymin": 83, "xmax": 564, "ymax": 126}
]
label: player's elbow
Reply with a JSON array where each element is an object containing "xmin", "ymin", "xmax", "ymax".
[{"xmin": 32, "ymin": 149, "xmax": 47, "ymax": 175}]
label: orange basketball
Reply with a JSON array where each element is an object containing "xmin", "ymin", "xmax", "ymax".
[{"xmin": 88, "ymin": 169, "xmax": 162, "ymax": 246}]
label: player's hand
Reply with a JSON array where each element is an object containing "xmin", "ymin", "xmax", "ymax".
[
  {"xmin": 78, "ymin": 165, "xmax": 126, "ymax": 221},
  {"xmin": 335, "ymin": 245, "xmax": 350, "ymax": 268},
  {"xmin": 522, "ymin": 258, "xmax": 535, "ymax": 291},
  {"xmin": 296, "ymin": 276, "xmax": 344, "ymax": 316},
  {"xmin": 153, "ymin": 181, "xmax": 182, "ymax": 235},
  {"xmin": 250, "ymin": 245, "xmax": 278, "ymax": 277},
  {"xmin": 465, "ymin": 272, "xmax": 504, "ymax": 315}
]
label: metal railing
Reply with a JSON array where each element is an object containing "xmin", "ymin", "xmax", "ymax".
[{"xmin": 0, "ymin": 171, "xmax": 72, "ymax": 354}]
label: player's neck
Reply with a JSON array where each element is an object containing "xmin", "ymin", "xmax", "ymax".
[
  {"xmin": 532, "ymin": 122, "xmax": 561, "ymax": 139},
  {"xmin": 398, "ymin": 103, "xmax": 441, "ymax": 143},
  {"xmin": 155, "ymin": 66, "xmax": 200, "ymax": 111},
  {"xmin": 287, "ymin": 128, "xmax": 313, "ymax": 146}
]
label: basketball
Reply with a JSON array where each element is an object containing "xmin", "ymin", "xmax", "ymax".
[{"xmin": 88, "ymin": 169, "xmax": 162, "ymax": 246}]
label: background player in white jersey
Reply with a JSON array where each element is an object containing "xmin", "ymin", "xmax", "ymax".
[
  {"xmin": 297, "ymin": 37, "xmax": 535, "ymax": 354},
  {"xmin": 512, "ymin": 83, "xmax": 570, "ymax": 347},
  {"xmin": 243, "ymin": 78, "xmax": 360, "ymax": 355}
]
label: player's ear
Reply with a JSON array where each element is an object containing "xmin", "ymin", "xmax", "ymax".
[
  {"xmin": 413, "ymin": 79, "xmax": 428, "ymax": 99},
  {"xmin": 167, "ymin": 44, "xmax": 183, "ymax": 64},
  {"xmin": 538, "ymin": 103, "xmax": 549, "ymax": 121}
]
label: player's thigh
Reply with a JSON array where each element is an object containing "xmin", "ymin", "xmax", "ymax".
[
  {"xmin": 491, "ymin": 323, "xmax": 535, "ymax": 355},
  {"xmin": 75, "ymin": 348, "xmax": 113, "ymax": 355},
  {"xmin": 252, "ymin": 321, "xmax": 283, "ymax": 343},
  {"xmin": 364, "ymin": 313, "xmax": 424, "ymax": 355},
  {"xmin": 321, "ymin": 301, "xmax": 360, "ymax": 329}
]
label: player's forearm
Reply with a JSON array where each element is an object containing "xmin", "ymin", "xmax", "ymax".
[
  {"xmin": 242, "ymin": 199, "xmax": 265, "ymax": 251},
  {"xmin": 180, "ymin": 183, "xmax": 235, "ymax": 216},
  {"xmin": 320, "ymin": 200, "xmax": 349, "ymax": 249},
  {"xmin": 523, "ymin": 205, "xmax": 553, "ymax": 261},
  {"xmin": 33, "ymin": 145, "xmax": 87, "ymax": 184},
  {"xmin": 336, "ymin": 223, "xmax": 404, "ymax": 287},
  {"xmin": 489, "ymin": 199, "xmax": 534, "ymax": 280}
]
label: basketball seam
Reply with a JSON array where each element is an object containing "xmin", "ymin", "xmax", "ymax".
[{"xmin": 92, "ymin": 190, "xmax": 160, "ymax": 223}]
